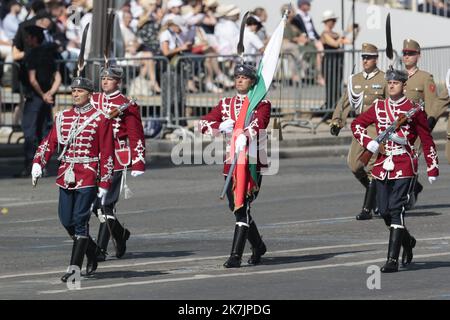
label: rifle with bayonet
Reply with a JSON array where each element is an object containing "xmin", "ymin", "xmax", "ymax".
[{"xmin": 358, "ymin": 101, "xmax": 423, "ymax": 167}]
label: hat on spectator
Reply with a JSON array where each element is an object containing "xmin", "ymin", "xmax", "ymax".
[
  {"xmin": 234, "ymin": 63, "xmax": 257, "ymax": 81},
  {"xmin": 322, "ymin": 10, "xmax": 338, "ymax": 22},
  {"xmin": 204, "ymin": 0, "xmax": 219, "ymax": 8},
  {"xmin": 100, "ymin": 66, "xmax": 124, "ymax": 80},
  {"xmin": 246, "ymin": 15, "xmax": 262, "ymax": 28},
  {"xmin": 141, "ymin": 0, "xmax": 157, "ymax": 7},
  {"xmin": 403, "ymin": 39, "xmax": 420, "ymax": 53},
  {"xmin": 167, "ymin": 15, "xmax": 185, "ymax": 27},
  {"xmin": 385, "ymin": 69, "xmax": 408, "ymax": 83},
  {"xmin": 167, "ymin": 0, "xmax": 183, "ymax": 9},
  {"xmin": 215, "ymin": 4, "xmax": 241, "ymax": 18},
  {"xmin": 361, "ymin": 43, "xmax": 378, "ymax": 56},
  {"xmin": 71, "ymin": 77, "xmax": 94, "ymax": 92},
  {"xmin": 298, "ymin": 0, "xmax": 311, "ymax": 6}
]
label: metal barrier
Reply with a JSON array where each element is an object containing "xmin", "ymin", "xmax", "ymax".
[
  {"xmin": 0, "ymin": 62, "xmax": 24, "ymax": 143},
  {"xmin": 282, "ymin": 48, "xmax": 400, "ymax": 133},
  {"xmin": 2, "ymin": 46, "xmax": 449, "ymax": 142},
  {"xmin": 415, "ymin": 46, "xmax": 450, "ymax": 87}
]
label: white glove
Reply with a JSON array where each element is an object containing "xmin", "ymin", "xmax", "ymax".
[
  {"xmin": 235, "ymin": 134, "xmax": 247, "ymax": 153},
  {"xmin": 31, "ymin": 163, "xmax": 42, "ymax": 178},
  {"xmin": 97, "ymin": 187, "xmax": 108, "ymax": 206},
  {"xmin": 428, "ymin": 176, "xmax": 437, "ymax": 184},
  {"xmin": 131, "ymin": 170, "xmax": 144, "ymax": 177},
  {"xmin": 218, "ymin": 119, "xmax": 235, "ymax": 134},
  {"xmin": 367, "ymin": 140, "xmax": 380, "ymax": 153}
]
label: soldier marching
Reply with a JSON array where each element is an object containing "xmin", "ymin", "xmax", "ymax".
[
  {"xmin": 351, "ymin": 69, "xmax": 439, "ymax": 272},
  {"xmin": 330, "ymin": 43, "xmax": 388, "ymax": 220}
]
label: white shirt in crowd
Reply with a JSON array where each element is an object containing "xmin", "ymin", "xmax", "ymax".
[
  {"xmin": 298, "ymin": 9, "xmax": 316, "ymax": 40},
  {"xmin": 159, "ymin": 28, "xmax": 185, "ymax": 52},
  {"xmin": 214, "ymin": 18, "xmax": 239, "ymax": 55},
  {"xmin": 243, "ymin": 27, "xmax": 264, "ymax": 62},
  {"xmin": 2, "ymin": 13, "xmax": 22, "ymax": 40}
]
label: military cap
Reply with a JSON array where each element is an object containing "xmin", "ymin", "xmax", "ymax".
[
  {"xmin": 385, "ymin": 69, "xmax": 408, "ymax": 83},
  {"xmin": 403, "ymin": 39, "xmax": 420, "ymax": 53},
  {"xmin": 100, "ymin": 66, "xmax": 124, "ymax": 79},
  {"xmin": 71, "ymin": 77, "xmax": 94, "ymax": 92},
  {"xmin": 234, "ymin": 63, "xmax": 257, "ymax": 80},
  {"xmin": 361, "ymin": 43, "xmax": 378, "ymax": 56}
]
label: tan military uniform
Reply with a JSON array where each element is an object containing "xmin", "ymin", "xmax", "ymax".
[
  {"xmin": 404, "ymin": 69, "xmax": 447, "ymax": 120},
  {"xmin": 332, "ymin": 68, "xmax": 388, "ymax": 176}
]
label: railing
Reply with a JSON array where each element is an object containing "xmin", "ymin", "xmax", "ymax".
[
  {"xmin": 1, "ymin": 46, "xmax": 449, "ymax": 142},
  {"xmin": 0, "ymin": 62, "xmax": 24, "ymax": 143},
  {"xmin": 358, "ymin": 0, "xmax": 450, "ymax": 17}
]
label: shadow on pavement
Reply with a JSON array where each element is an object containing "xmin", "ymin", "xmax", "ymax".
[
  {"xmin": 87, "ymin": 270, "xmax": 168, "ymax": 280},
  {"xmin": 110, "ymin": 250, "xmax": 195, "ymax": 261},
  {"xmin": 400, "ymin": 261, "xmax": 450, "ymax": 272},
  {"xmin": 251, "ymin": 249, "xmax": 373, "ymax": 267}
]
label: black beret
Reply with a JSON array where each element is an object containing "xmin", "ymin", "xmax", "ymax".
[
  {"xmin": 234, "ymin": 63, "xmax": 257, "ymax": 80},
  {"xmin": 385, "ymin": 69, "xmax": 408, "ymax": 83},
  {"xmin": 100, "ymin": 66, "xmax": 124, "ymax": 79},
  {"xmin": 71, "ymin": 77, "xmax": 94, "ymax": 92}
]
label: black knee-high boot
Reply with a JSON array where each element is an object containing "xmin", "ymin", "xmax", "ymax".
[
  {"xmin": 111, "ymin": 219, "xmax": 131, "ymax": 258},
  {"xmin": 223, "ymin": 224, "xmax": 249, "ymax": 268},
  {"xmin": 61, "ymin": 236, "xmax": 89, "ymax": 282},
  {"xmin": 356, "ymin": 180, "xmax": 376, "ymax": 220},
  {"xmin": 381, "ymin": 227, "xmax": 404, "ymax": 273},
  {"xmin": 85, "ymin": 236, "xmax": 99, "ymax": 276},
  {"xmin": 247, "ymin": 221, "xmax": 266, "ymax": 265},
  {"xmin": 95, "ymin": 219, "xmax": 113, "ymax": 261},
  {"xmin": 401, "ymin": 229, "xmax": 416, "ymax": 266}
]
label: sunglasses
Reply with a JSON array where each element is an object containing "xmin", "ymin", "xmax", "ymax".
[{"xmin": 361, "ymin": 55, "xmax": 377, "ymax": 60}]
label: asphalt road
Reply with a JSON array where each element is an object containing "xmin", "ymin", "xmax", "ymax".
[{"xmin": 1, "ymin": 155, "xmax": 450, "ymax": 300}]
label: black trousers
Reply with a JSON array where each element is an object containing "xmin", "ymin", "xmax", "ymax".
[
  {"xmin": 22, "ymin": 94, "xmax": 53, "ymax": 165},
  {"xmin": 92, "ymin": 171, "xmax": 123, "ymax": 216},
  {"xmin": 375, "ymin": 177, "xmax": 413, "ymax": 227},
  {"xmin": 225, "ymin": 175, "xmax": 262, "ymax": 224}
]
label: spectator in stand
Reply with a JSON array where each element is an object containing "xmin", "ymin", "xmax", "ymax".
[
  {"xmin": 137, "ymin": 0, "xmax": 164, "ymax": 55},
  {"xmin": 292, "ymin": 0, "xmax": 325, "ymax": 86},
  {"xmin": 320, "ymin": 10, "xmax": 356, "ymax": 113},
  {"xmin": 214, "ymin": 4, "xmax": 240, "ymax": 56},
  {"xmin": 160, "ymin": 18, "xmax": 194, "ymax": 125},
  {"xmin": 280, "ymin": 3, "xmax": 308, "ymax": 83},
  {"xmin": 16, "ymin": 25, "xmax": 61, "ymax": 178},
  {"xmin": 252, "ymin": 7, "xmax": 268, "ymax": 43},
  {"xmin": 121, "ymin": 9, "xmax": 161, "ymax": 93},
  {"xmin": 243, "ymin": 15, "xmax": 265, "ymax": 64},
  {"xmin": 2, "ymin": 0, "xmax": 23, "ymax": 40}
]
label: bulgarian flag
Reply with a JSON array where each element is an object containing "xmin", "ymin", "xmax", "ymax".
[{"xmin": 231, "ymin": 13, "xmax": 287, "ymax": 211}]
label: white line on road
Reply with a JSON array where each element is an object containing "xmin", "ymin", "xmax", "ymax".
[
  {"xmin": 38, "ymin": 251, "xmax": 450, "ymax": 294},
  {"xmin": 2, "ymin": 235, "xmax": 450, "ymax": 281}
]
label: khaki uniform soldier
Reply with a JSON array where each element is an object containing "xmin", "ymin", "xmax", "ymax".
[
  {"xmin": 402, "ymin": 39, "xmax": 449, "ymax": 206},
  {"xmin": 330, "ymin": 43, "xmax": 388, "ymax": 220}
]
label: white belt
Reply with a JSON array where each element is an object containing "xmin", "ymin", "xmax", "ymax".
[
  {"xmin": 62, "ymin": 156, "xmax": 99, "ymax": 163},
  {"xmin": 385, "ymin": 149, "xmax": 407, "ymax": 156}
]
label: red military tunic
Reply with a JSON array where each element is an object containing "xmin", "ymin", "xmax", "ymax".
[
  {"xmin": 198, "ymin": 94, "xmax": 271, "ymax": 175},
  {"xmin": 33, "ymin": 103, "xmax": 115, "ymax": 190},
  {"xmin": 351, "ymin": 96, "xmax": 439, "ymax": 180},
  {"xmin": 90, "ymin": 91, "xmax": 146, "ymax": 172}
]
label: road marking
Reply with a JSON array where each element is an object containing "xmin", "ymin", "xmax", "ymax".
[
  {"xmin": 0, "ymin": 200, "xmax": 58, "ymax": 208},
  {"xmin": 2, "ymin": 235, "xmax": 450, "ymax": 280},
  {"xmin": 38, "ymin": 251, "xmax": 450, "ymax": 294}
]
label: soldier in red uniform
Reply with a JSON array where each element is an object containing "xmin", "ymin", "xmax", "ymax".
[
  {"xmin": 31, "ymin": 76, "xmax": 115, "ymax": 282},
  {"xmin": 199, "ymin": 64, "xmax": 271, "ymax": 268},
  {"xmin": 351, "ymin": 69, "xmax": 439, "ymax": 273},
  {"xmin": 90, "ymin": 65, "xmax": 146, "ymax": 261}
]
